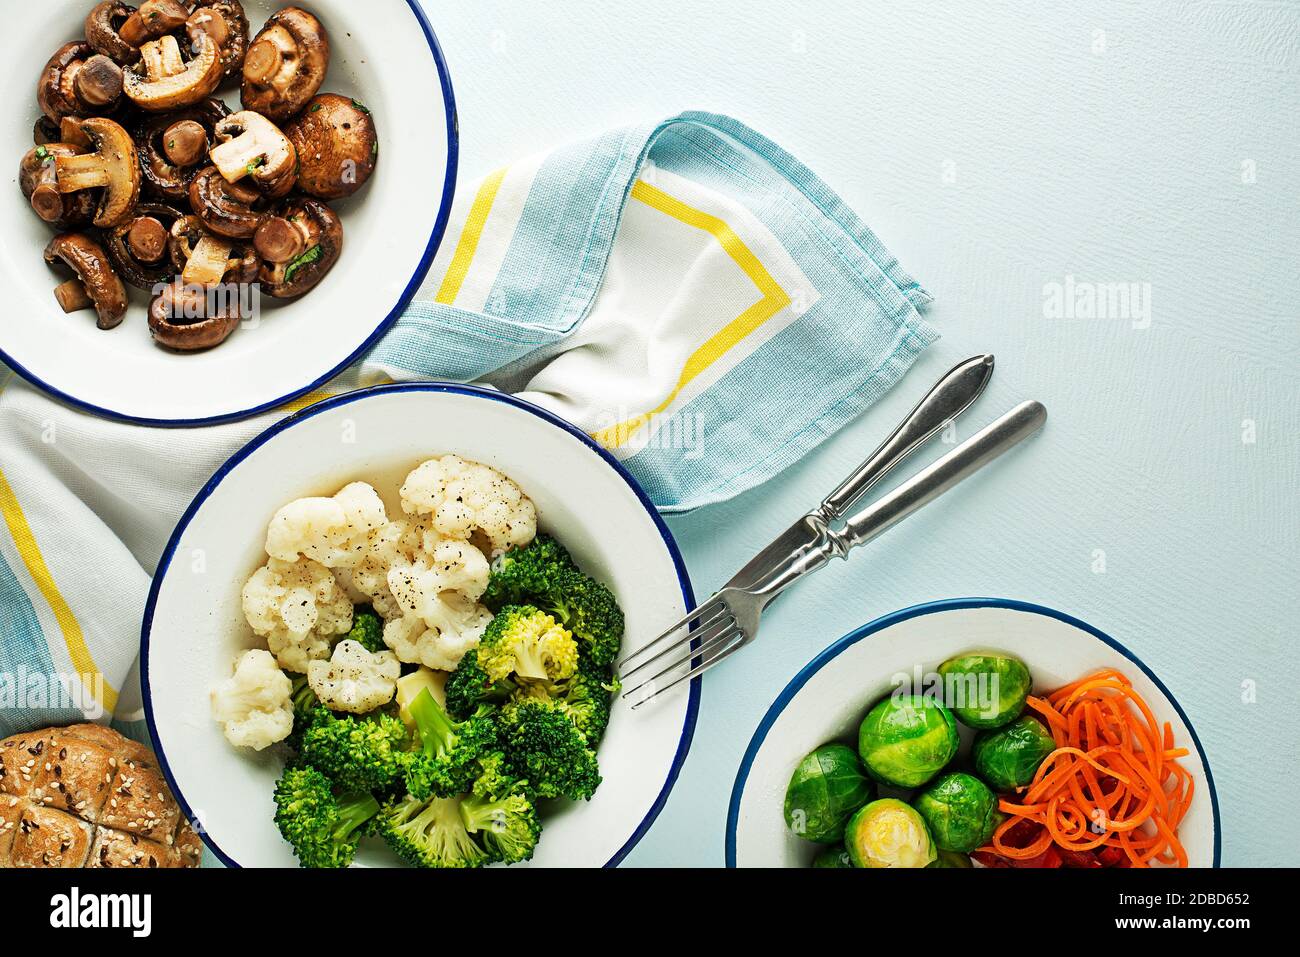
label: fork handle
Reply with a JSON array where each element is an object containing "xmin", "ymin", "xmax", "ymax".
[{"xmin": 833, "ymin": 400, "xmax": 1048, "ymax": 554}]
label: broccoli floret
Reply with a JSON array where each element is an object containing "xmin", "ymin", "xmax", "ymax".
[
  {"xmin": 402, "ymin": 688, "xmax": 499, "ymax": 800},
  {"xmin": 287, "ymin": 674, "xmax": 328, "ymax": 750},
  {"xmin": 514, "ymin": 657, "xmax": 618, "ymax": 744},
  {"xmin": 345, "ymin": 605, "xmax": 385, "ymax": 653},
  {"xmin": 459, "ymin": 788, "xmax": 541, "ymax": 864},
  {"xmin": 445, "ymin": 606, "xmax": 577, "ymax": 717},
  {"xmin": 499, "ymin": 698, "xmax": 601, "ymax": 801},
  {"xmin": 482, "ymin": 534, "xmax": 576, "ymax": 608},
  {"xmin": 273, "ymin": 766, "xmax": 379, "ymax": 869},
  {"xmin": 297, "ymin": 709, "xmax": 409, "ymax": 793},
  {"xmin": 374, "ymin": 794, "xmax": 488, "ymax": 868}
]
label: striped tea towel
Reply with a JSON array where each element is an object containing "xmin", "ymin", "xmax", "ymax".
[{"xmin": 0, "ymin": 111, "xmax": 936, "ymax": 734}]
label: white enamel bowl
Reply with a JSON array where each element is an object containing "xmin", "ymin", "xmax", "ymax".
[
  {"xmin": 142, "ymin": 384, "xmax": 698, "ymax": 867},
  {"xmin": 727, "ymin": 599, "xmax": 1220, "ymax": 868},
  {"xmin": 0, "ymin": 0, "xmax": 456, "ymax": 424}
]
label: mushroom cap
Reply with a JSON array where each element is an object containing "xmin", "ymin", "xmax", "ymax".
[
  {"xmin": 189, "ymin": 1, "xmax": 250, "ymax": 79},
  {"xmin": 135, "ymin": 97, "xmax": 229, "ymax": 203},
  {"xmin": 53, "ymin": 116, "xmax": 141, "ymax": 228},
  {"xmin": 189, "ymin": 165, "xmax": 267, "ymax": 238},
  {"xmin": 241, "ymin": 6, "xmax": 330, "ymax": 121},
  {"xmin": 84, "ymin": 2, "xmax": 139, "ymax": 66},
  {"xmin": 118, "ymin": 0, "xmax": 191, "ymax": 49},
  {"xmin": 210, "ymin": 110, "xmax": 298, "ymax": 199},
  {"xmin": 107, "ymin": 201, "xmax": 186, "ymax": 290},
  {"xmin": 20, "ymin": 144, "xmax": 97, "ymax": 228},
  {"xmin": 148, "ymin": 278, "xmax": 243, "ymax": 351},
  {"xmin": 44, "ymin": 232, "xmax": 129, "ymax": 330},
  {"xmin": 124, "ymin": 29, "xmax": 224, "ymax": 112},
  {"xmin": 285, "ymin": 94, "xmax": 378, "ymax": 200},
  {"xmin": 258, "ymin": 197, "xmax": 342, "ymax": 298}
]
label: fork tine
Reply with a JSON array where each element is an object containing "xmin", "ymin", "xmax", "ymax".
[
  {"xmin": 618, "ymin": 595, "xmax": 728, "ymax": 669},
  {"xmin": 618, "ymin": 612, "xmax": 736, "ymax": 683},
  {"xmin": 629, "ymin": 635, "xmax": 746, "ymax": 708},
  {"xmin": 620, "ymin": 621, "xmax": 742, "ymax": 701}
]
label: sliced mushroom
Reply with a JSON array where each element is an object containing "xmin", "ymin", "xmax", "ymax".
[
  {"xmin": 209, "ymin": 111, "xmax": 297, "ymax": 198},
  {"xmin": 170, "ymin": 214, "xmax": 261, "ymax": 285},
  {"xmin": 44, "ymin": 233, "xmax": 129, "ymax": 330},
  {"xmin": 188, "ymin": 165, "xmax": 267, "ymax": 237},
  {"xmin": 284, "ymin": 94, "xmax": 378, "ymax": 200},
  {"xmin": 241, "ymin": 6, "xmax": 329, "ymax": 120},
  {"xmin": 37, "ymin": 42, "xmax": 125, "ymax": 121},
  {"xmin": 189, "ymin": 1, "xmax": 250, "ymax": 79},
  {"xmin": 149, "ymin": 279, "xmax": 243, "ymax": 350},
  {"xmin": 123, "ymin": 29, "xmax": 223, "ymax": 112},
  {"xmin": 20, "ymin": 144, "xmax": 97, "ymax": 228},
  {"xmin": 53, "ymin": 117, "xmax": 140, "ymax": 227},
  {"xmin": 84, "ymin": 2, "xmax": 141, "ymax": 64},
  {"xmin": 107, "ymin": 201, "xmax": 185, "ymax": 289},
  {"xmin": 257, "ymin": 198, "xmax": 342, "ymax": 298},
  {"xmin": 135, "ymin": 97, "xmax": 229, "ymax": 202},
  {"xmin": 118, "ymin": 0, "xmax": 191, "ymax": 48},
  {"xmin": 59, "ymin": 116, "xmax": 95, "ymax": 151}
]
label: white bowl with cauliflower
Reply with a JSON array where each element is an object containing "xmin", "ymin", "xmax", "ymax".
[{"xmin": 142, "ymin": 382, "xmax": 697, "ymax": 867}]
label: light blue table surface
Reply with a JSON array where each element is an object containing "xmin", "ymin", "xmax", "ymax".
[{"xmin": 422, "ymin": 0, "xmax": 1298, "ymax": 868}]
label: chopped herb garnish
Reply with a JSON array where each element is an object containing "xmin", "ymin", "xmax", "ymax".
[
  {"xmin": 311, "ymin": 102, "xmax": 323, "ymax": 112},
  {"xmin": 351, "ymin": 100, "xmax": 370, "ymax": 114},
  {"xmin": 246, "ymin": 156, "xmax": 267, "ymax": 175},
  {"xmin": 371, "ymin": 141, "xmax": 378, "ymax": 158},
  {"xmin": 283, "ymin": 245, "xmax": 322, "ymax": 284},
  {"xmin": 34, "ymin": 146, "xmax": 51, "ymax": 163}
]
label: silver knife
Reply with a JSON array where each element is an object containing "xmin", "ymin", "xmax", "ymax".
[{"xmin": 724, "ymin": 353, "xmax": 995, "ymax": 591}]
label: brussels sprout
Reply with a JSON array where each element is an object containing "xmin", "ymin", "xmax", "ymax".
[
  {"xmin": 913, "ymin": 771, "xmax": 1001, "ymax": 852},
  {"xmin": 938, "ymin": 653, "xmax": 1032, "ymax": 729},
  {"xmin": 783, "ymin": 743, "xmax": 875, "ymax": 843},
  {"xmin": 973, "ymin": 715, "xmax": 1057, "ymax": 790},
  {"xmin": 857, "ymin": 694, "xmax": 958, "ymax": 787},
  {"xmin": 844, "ymin": 798, "xmax": 937, "ymax": 868},
  {"xmin": 928, "ymin": 849, "xmax": 974, "ymax": 868},
  {"xmin": 811, "ymin": 845, "xmax": 854, "ymax": 868}
]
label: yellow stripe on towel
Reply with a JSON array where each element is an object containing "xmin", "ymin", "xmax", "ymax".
[
  {"xmin": 435, "ymin": 167, "xmax": 509, "ymax": 305},
  {"xmin": 591, "ymin": 179, "xmax": 793, "ymax": 449},
  {"xmin": 0, "ymin": 469, "xmax": 117, "ymax": 714}
]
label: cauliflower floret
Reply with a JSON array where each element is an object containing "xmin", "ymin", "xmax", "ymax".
[
  {"xmin": 307, "ymin": 639, "xmax": 402, "ymax": 714},
  {"xmin": 389, "ymin": 538, "xmax": 490, "ymax": 612},
  {"xmin": 242, "ymin": 557, "xmax": 353, "ymax": 673},
  {"xmin": 383, "ymin": 593, "xmax": 492, "ymax": 671},
  {"xmin": 348, "ymin": 518, "xmax": 411, "ymax": 619},
  {"xmin": 265, "ymin": 481, "xmax": 389, "ymax": 569},
  {"xmin": 210, "ymin": 649, "xmax": 294, "ymax": 750},
  {"xmin": 399, "ymin": 455, "xmax": 537, "ymax": 556}
]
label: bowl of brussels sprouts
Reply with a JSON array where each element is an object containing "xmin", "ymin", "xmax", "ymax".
[{"xmin": 726, "ymin": 598, "xmax": 1220, "ymax": 868}]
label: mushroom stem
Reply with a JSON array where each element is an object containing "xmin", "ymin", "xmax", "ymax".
[
  {"xmin": 140, "ymin": 35, "xmax": 186, "ymax": 80},
  {"xmin": 72, "ymin": 54, "xmax": 124, "ymax": 107},
  {"xmin": 182, "ymin": 234, "xmax": 234, "ymax": 287},
  {"xmin": 29, "ymin": 183, "xmax": 65, "ymax": 223},
  {"xmin": 242, "ymin": 37, "xmax": 282, "ymax": 85},
  {"xmin": 54, "ymin": 153, "xmax": 112, "ymax": 192},
  {"xmin": 127, "ymin": 216, "xmax": 169, "ymax": 263},
  {"xmin": 163, "ymin": 120, "xmax": 207, "ymax": 167},
  {"xmin": 253, "ymin": 216, "xmax": 304, "ymax": 263},
  {"xmin": 59, "ymin": 117, "xmax": 93, "ymax": 150},
  {"xmin": 53, "ymin": 278, "xmax": 95, "ymax": 313}
]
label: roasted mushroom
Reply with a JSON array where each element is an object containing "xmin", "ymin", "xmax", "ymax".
[
  {"xmin": 241, "ymin": 6, "xmax": 329, "ymax": 120},
  {"xmin": 169, "ymin": 214, "xmax": 260, "ymax": 285},
  {"xmin": 188, "ymin": 1, "xmax": 250, "ymax": 79},
  {"xmin": 209, "ymin": 111, "xmax": 297, "ymax": 198},
  {"xmin": 135, "ymin": 97, "xmax": 228, "ymax": 202},
  {"xmin": 257, "ymin": 197, "xmax": 342, "ymax": 298},
  {"xmin": 44, "ymin": 233, "xmax": 129, "ymax": 330},
  {"xmin": 284, "ymin": 94, "xmax": 378, "ymax": 200},
  {"xmin": 106, "ymin": 201, "xmax": 185, "ymax": 289},
  {"xmin": 118, "ymin": 0, "xmax": 191, "ymax": 48},
  {"xmin": 52, "ymin": 116, "xmax": 140, "ymax": 227},
  {"xmin": 20, "ymin": 144, "xmax": 97, "ymax": 228},
  {"xmin": 85, "ymin": 2, "xmax": 141, "ymax": 65},
  {"xmin": 33, "ymin": 116, "xmax": 61, "ymax": 146},
  {"xmin": 123, "ymin": 29, "xmax": 223, "ymax": 112},
  {"xmin": 149, "ymin": 279, "xmax": 243, "ymax": 350},
  {"xmin": 37, "ymin": 42, "xmax": 125, "ymax": 121},
  {"xmin": 188, "ymin": 165, "xmax": 267, "ymax": 237}
]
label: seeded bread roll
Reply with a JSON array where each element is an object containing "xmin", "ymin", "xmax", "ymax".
[{"xmin": 0, "ymin": 724, "xmax": 201, "ymax": 868}]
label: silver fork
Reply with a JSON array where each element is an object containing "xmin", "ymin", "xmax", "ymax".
[{"xmin": 620, "ymin": 397, "xmax": 1048, "ymax": 708}]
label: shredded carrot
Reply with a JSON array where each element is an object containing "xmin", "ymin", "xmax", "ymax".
[{"xmin": 985, "ymin": 669, "xmax": 1194, "ymax": 868}]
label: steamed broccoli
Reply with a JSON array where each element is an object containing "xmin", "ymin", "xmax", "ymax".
[
  {"xmin": 403, "ymin": 688, "xmax": 499, "ymax": 800},
  {"xmin": 273, "ymin": 766, "xmax": 380, "ymax": 869},
  {"xmin": 445, "ymin": 606, "xmax": 578, "ymax": 717},
  {"xmin": 345, "ymin": 605, "xmax": 385, "ymax": 653},
  {"xmin": 514, "ymin": 657, "xmax": 619, "ymax": 744},
  {"xmin": 499, "ymin": 698, "xmax": 601, "ymax": 801},
  {"xmin": 459, "ymin": 788, "xmax": 541, "ymax": 864},
  {"xmin": 297, "ymin": 709, "xmax": 409, "ymax": 793},
  {"xmin": 482, "ymin": 538, "xmax": 625, "ymax": 666},
  {"xmin": 287, "ymin": 674, "xmax": 328, "ymax": 750},
  {"xmin": 374, "ymin": 794, "xmax": 488, "ymax": 868}
]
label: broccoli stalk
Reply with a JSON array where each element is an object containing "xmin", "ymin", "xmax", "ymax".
[
  {"xmin": 459, "ymin": 789, "xmax": 541, "ymax": 864},
  {"xmin": 375, "ymin": 794, "xmax": 488, "ymax": 868},
  {"xmin": 403, "ymin": 688, "xmax": 498, "ymax": 799},
  {"xmin": 273, "ymin": 767, "xmax": 379, "ymax": 869},
  {"xmin": 297, "ymin": 709, "xmax": 410, "ymax": 793},
  {"xmin": 499, "ymin": 698, "xmax": 601, "ymax": 801}
]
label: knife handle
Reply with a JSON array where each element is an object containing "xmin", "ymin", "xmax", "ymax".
[{"xmin": 821, "ymin": 354, "xmax": 995, "ymax": 521}]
